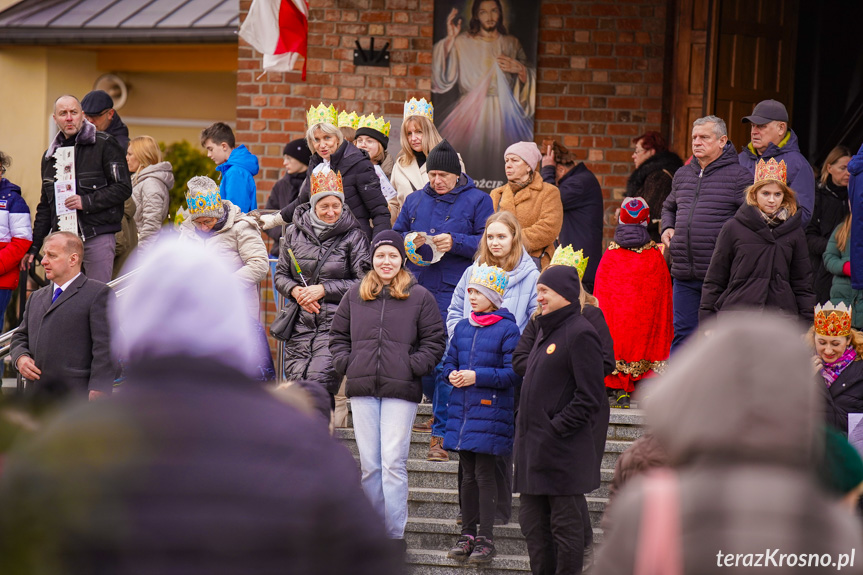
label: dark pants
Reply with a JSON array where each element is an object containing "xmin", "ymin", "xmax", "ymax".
[
  {"xmin": 459, "ymin": 450, "xmax": 497, "ymax": 539},
  {"xmin": 519, "ymin": 494, "xmax": 585, "ymax": 575},
  {"xmin": 671, "ymin": 278, "xmax": 703, "ymax": 353},
  {"xmin": 496, "ymin": 453, "xmax": 513, "ymax": 523},
  {"xmin": 578, "ymin": 496, "xmax": 592, "ymax": 549}
]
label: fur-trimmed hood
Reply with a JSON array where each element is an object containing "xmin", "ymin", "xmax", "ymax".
[
  {"xmin": 626, "ymin": 149, "xmax": 683, "ymax": 196},
  {"xmin": 45, "ymin": 120, "xmax": 97, "ymax": 159}
]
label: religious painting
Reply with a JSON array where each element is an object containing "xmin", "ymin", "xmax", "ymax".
[{"xmin": 432, "ymin": 0, "xmax": 540, "ymax": 192}]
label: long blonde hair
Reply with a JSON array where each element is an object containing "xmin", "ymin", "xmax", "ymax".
[
  {"xmin": 359, "ymin": 268, "xmax": 412, "ymax": 301},
  {"xmin": 820, "ymin": 145, "xmax": 852, "ymax": 186},
  {"xmin": 128, "ymin": 136, "xmax": 161, "ymax": 184},
  {"xmin": 745, "ymin": 179, "xmax": 798, "ymax": 216},
  {"xmin": 476, "ymin": 211, "xmax": 525, "ymax": 272},
  {"xmin": 836, "ymin": 213, "xmax": 853, "ymax": 253},
  {"xmin": 398, "ymin": 116, "xmax": 444, "ymax": 167}
]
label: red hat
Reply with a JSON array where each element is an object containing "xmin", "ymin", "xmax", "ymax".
[{"xmin": 619, "ymin": 197, "xmax": 650, "ymax": 227}]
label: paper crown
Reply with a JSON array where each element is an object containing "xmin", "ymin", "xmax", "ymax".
[
  {"xmin": 404, "ymin": 97, "xmax": 434, "ymax": 122},
  {"xmin": 550, "ymin": 245, "xmax": 589, "ymax": 280},
  {"xmin": 754, "ymin": 158, "xmax": 788, "ymax": 185},
  {"xmin": 185, "ymin": 175, "xmax": 222, "ymax": 217},
  {"xmin": 311, "ymin": 166, "xmax": 344, "ymax": 196},
  {"xmin": 815, "ymin": 302, "xmax": 853, "ymax": 337},
  {"xmin": 357, "ymin": 113, "xmax": 391, "ymax": 137},
  {"xmin": 405, "ymin": 232, "xmax": 443, "ymax": 267},
  {"xmin": 469, "ymin": 264, "xmax": 508, "ymax": 296},
  {"xmin": 338, "ymin": 110, "xmax": 360, "ymax": 129},
  {"xmin": 307, "ymin": 103, "xmax": 338, "ymax": 128},
  {"xmin": 620, "ymin": 197, "xmax": 650, "ymax": 226}
]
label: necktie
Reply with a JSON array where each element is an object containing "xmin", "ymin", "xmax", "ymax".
[{"xmin": 52, "ymin": 287, "xmax": 62, "ymax": 303}]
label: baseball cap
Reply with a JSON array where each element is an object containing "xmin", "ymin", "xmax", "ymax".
[
  {"xmin": 741, "ymin": 99, "xmax": 788, "ymax": 124},
  {"xmin": 81, "ymin": 90, "xmax": 114, "ymax": 115}
]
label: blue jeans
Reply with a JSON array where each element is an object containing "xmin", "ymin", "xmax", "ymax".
[
  {"xmin": 351, "ymin": 396, "xmax": 418, "ymax": 538},
  {"xmin": 671, "ymin": 278, "xmax": 703, "ymax": 353},
  {"xmin": 0, "ymin": 289, "xmax": 12, "ymax": 326},
  {"xmin": 430, "ymin": 361, "xmax": 451, "ymax": 437}
]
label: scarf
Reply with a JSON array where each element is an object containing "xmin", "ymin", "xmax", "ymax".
[
  {"xmin": 760, "ymin": 206, "xmax": 789, "ymax": 228},
  {"xmin": 508, "ymin": 172, "xmax": 534, "ymax": 194},
  {"xmin": 821, "ymin": 347, "xmax": 858, "ymax": 387},
  {"xmin": 309, "ymin": 210, "xmax": 340, "ymax": 239},
  {"xmin": 469, "ymin": 311, "xmax": 502, "ymax": 327}
]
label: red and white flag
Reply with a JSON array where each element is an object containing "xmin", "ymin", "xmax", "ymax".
[{"xmin": 239, "ymin": 0, "xmax": 309, "ymax": 79}]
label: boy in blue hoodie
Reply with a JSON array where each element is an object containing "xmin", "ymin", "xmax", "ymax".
[
  {"xmin": 442, "ymin": 264, "xmax": 521, "ymax": 566},
  {"xmin": 200, "ymin": 122, "xmax": 259, "ymax": 213}
]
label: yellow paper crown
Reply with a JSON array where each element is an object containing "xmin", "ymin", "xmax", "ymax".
[
  {"xmin": 469, "ymin": 264, "xmax": 508, "ymax": 296},
  {"xmin": 814, "ymin": 302, "xmax": 853, "ymax": 337},
  {"xmin": 754, "ymin": 158, "xmax": 787, "ymax": 185},
  {"xmin": 307, "ymin": 103, "xmax": 338, "ymax": 128},
  {"xmin": 550, "ymin": 245, "xmax": 589, "ymax": 280},
  {"xmin": 357, "ymin": 113, "xmax": 391, "ymax": 137},
  {"xmin": 311, "ymin": 167, "xmax": 344, "ymax": 196},
  {"xmin": 404, "ymin": 97, "xmax": 434, "ymax": 122},
  {"xmin": 338, "ymin": 110, "xmax": 360, "ymax": 129}
]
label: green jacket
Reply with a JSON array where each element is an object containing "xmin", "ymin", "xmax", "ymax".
[{"xmin": 822, "ymin": 226, "xmax": 863, "ymax": 328}]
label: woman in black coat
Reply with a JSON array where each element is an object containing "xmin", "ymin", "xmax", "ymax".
[
  {"xmin": 625, "ymin": 131, "xmax": 683, "ymax": 244},
  {"xmin": 809, "ymin": 309, "xmax": 863, "ymax": 436},
  {"xmin": 274, "ymin": 173, "xmax": 370, "ymax": 398},
  {"xmin": 700, "ymin": 175, "xmax": 816, "ymax": 321},
  {"xmin": 329, "ymin": 230, "xmax": 446, "ymax": 543}
]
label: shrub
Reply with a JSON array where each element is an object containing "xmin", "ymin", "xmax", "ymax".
[{"xmin": 159, "ymin": 140, "xmax": 220, "ymax": 223}]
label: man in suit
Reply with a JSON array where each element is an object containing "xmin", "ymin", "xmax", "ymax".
[{"xmin": 11, "ymin": 231, "xmax": 115, "ymax": 403}]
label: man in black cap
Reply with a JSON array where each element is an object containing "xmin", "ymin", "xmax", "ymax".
[
  {"xmin": 264, "ymin": 138, "xmax": 311, "ymax": 257},
  {"xmin": 738, "ymin": 99, "xmax": 814, "ymax": 224},
  {"xmin": 81, "ymin": 90, "xmax": 130, "ymax": 151},
  {"xmin": 513, "ymin": 264, "xmax": 606, "ymax": 575}
]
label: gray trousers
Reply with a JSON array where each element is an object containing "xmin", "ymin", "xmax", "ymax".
[{"xmin": 83, "ymin": 233, "xmax": 117, "ymax": 284}]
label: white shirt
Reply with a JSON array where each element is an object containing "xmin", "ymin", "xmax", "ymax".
[{"xmin": 53, "ymin": 272, "xmax": 82, "ymax": 295}]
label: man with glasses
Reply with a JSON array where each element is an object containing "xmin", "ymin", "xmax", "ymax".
[{"xmin": 81, "ymin": 90, "xmax": 130, "ymax": 151}]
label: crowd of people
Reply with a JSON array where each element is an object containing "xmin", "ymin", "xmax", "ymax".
[{"xmin": 1, "ymin": 89, "xmax": 863, "ymax": 574}]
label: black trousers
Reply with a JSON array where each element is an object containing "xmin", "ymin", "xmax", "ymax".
[
  {"xmin": 457, "ymin": 452, "xmax": 513, "ymax": 523},
  {"xmin": 459, "ymin": 450, "xmax": 497, "ymax": 539},
  {"xmin": 519, "ymin": 494, "xmax": 585, "ymax": 575}
]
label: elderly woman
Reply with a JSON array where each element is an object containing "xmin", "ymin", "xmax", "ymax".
[
  {"xmin": 491, "ymin": 142, "xmax": 563, "ymax": 272},
  {"xmin": 126, "ymin": 136, "xmax": 174, "ymax": 252},
  {"xmin": 260, "ymin": 104, "xmax": 391, "ymax": 240},
  {"xmin": 274, "ymin": 166, "xmax": 370, "ymax": 402},
  {"xmin": 624, "ymin": 131, "xmax": 683, "ymax": 244}
]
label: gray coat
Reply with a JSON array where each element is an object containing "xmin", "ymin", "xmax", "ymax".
[{"xmin": 11, "ymin": 274, "xmax": 116, "ymax": 401}]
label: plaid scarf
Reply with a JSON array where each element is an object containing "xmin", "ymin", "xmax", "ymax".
[{"xmin": 821, "ymin": 347, "xmax": 858, "ymax": 387}]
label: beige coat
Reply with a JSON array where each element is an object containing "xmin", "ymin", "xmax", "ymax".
[
  {"xmin": 490, "ymin": 172, "xmax": 563, "ymax": 269},
  {"xmin": 388, "ymin": 153, "xmax": 466, "ymax": 225},
  {"xmin": 179, "ymin": 200, "xmax": 269, "ymax": 318}
]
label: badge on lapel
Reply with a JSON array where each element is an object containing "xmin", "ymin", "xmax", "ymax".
[{"xmin": 546, "ymin": 343, "xmax": 556, "ymax": 354}]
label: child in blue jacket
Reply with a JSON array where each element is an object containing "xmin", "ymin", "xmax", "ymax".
[
  {"xmin": 442, "ymin": 264, "xmax": 521, "ymax": 565},
  {"xmin": 201, "ymin": 122, "xmax": 259, "ymax": 212}
]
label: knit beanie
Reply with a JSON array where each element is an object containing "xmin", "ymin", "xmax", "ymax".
[
  {"xmin": 619, "ymin": 197, "xmax": 650, "ymax": 226},
  {"xmin": 505, "ymin": 141, "xmax": 542, "ymax": 170},
  {"xmin": 283, "ymin": 138, "xmax": 312, "ymax": 166},
  {"xmin": 426, "ymin": 139, "xmax": 461, "ymax": 176},
  {"xmin": 537, "ymin": 264, "xmax": 581, "ymax": 306},
  {"xmin": 372, "ymin": 229, "xmax": 408, "ymax": 266},
  {"xmin": 355, "ymin": 126, "xmax": 389, "ymax": 150},
  {"xmin": 185, "ymin": 175, "xmax": 223, "ymax": 220}
]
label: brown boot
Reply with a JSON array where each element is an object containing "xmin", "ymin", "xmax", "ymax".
[
  {"xmin": 427, "ymin": 436, "xmax": 449, "ymax": 462},
  {"xmin": 412, "ymin": 416, "xmax": 433, "ymax": 433}
]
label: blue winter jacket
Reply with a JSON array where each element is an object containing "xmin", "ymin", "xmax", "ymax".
[
  {"xmin": 393, "ymin": 174, "xmax": 495, "ymax": 322},
  {"xmin": 442, "ymin": 309, "xmax": 521, "ymax": 456},
  {"xmin": 217, "ymin": 145, "xmax": 259, "ymax": 213},
  {"xmin": 849, "ymin": 142, "xmax": 863, "ymax": 290},
  {"xmin": 738, "ymin": 130, "xmax": 815, "ymax": 226},
  {"xmin": 446, "ymin": 249, "xmax": 539, "ymax": 337}
]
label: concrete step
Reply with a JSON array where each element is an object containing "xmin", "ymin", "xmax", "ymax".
[
  {"xmin": 336, "ymin": 428, "xmax": 461, "ymax": 461},
  {"xmin": 406, "ymin": 549, "xmax": 532, "ymax": 574},
  {"xmin": 406, "ymin": 517, "xmax": 529, "ymax": 556}
]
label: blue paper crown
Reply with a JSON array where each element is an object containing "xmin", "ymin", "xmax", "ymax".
[
  {"xmin": 469, "ymin": 264, "xmax": 508, "ymax": 296},
  {"xmin": 185, "ymin": 181, "xmax": 222, "ymax": 216}
]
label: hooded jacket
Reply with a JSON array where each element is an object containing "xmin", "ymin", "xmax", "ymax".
[
  {"xmin": 446, "ymin": 249, "xmax": 539, "ymax": 336},
  {"xmin": 33, "ymin": 120, "xmax": 132, "ymax": 254},
  {"xmin": 625, "ymin": 150, "xmax": 683, "ymax": 243},
  {"xmin": 393, "ymin": 174, "xmax": 495, "ymax": 322},
  {"xmin": 739, "ymin": 130, "xmax": 815, "ymax": 225},
  {"xmin": 280, "ymin": 141, "xmax": 391, "ymax": 240},
  {"xmin": 661, "ymin": 141, "xmax": 752, "ymax": 282},
  {"xmin": 849, "ymin": 142, "xmax": 863, "ymax": 290},
  {"xmin": 492, "ymin": 171, "xmax": 564, "ymax": 271},
  {"xmin": 329, "ymin": 280, "xmax": 446, "ymax": 403},
  {"xmin": 442, "ymin": 309, "xmax": 522, "ymax": 456},
  {"xmin": 822, "ymin": 226, "xmax": 863, "ymax": 328},
  {"xmin": 273, "ymin": 204, "xmax": 370, "ymax": 394},
  {"xmin": 217, "ymin": 145, "xmax": 259, "ymax": 213},
  {"xmin": 0, "ymin": 179, "xmax": 32, "ymax": 289},
  {"xmin": 807, "ymin": 181, "xmax": 849, "ymax": 303},
  {"xmin": 594, "ymin": 315, "xmax": 863, "ymax": 575},
  {"xmin": 132, "ymin": 161, "xmax": 173, "ymax": 252},
  {"xmin": 700, "ymin": 203, "xmax": 815, "ymax": 321}
]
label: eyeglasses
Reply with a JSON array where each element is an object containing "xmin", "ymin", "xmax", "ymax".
[{"xmin": 634, "ymin": 147, "xmax": 647, "ymax": 154}]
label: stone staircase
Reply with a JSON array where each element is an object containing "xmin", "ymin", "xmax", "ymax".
[{"xmin": 336, "ymin": 403, "xmax": 645, "ymax": 574}]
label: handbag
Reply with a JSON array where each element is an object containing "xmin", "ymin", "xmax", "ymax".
[{"xmin": 269, "ymin": 238, "xmax": 342, "ymax": 341}]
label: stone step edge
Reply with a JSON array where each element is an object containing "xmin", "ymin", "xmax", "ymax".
[
  {"xmin": 408, "ymin": 486, "xmax": 609, "ymax": 506},
  {"xmin": 404, "ymin": 458, "xmax": 618, "ymax": 474},
  {"xmin": 406, "ymin": 548, "xmax": 532, "ymax": 571},
  {"xmin": 406, "ymin": 516, "xmax": 603, "ymax": 535}
]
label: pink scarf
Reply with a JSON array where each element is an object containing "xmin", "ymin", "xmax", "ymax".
[
  {"xmin": 470, "ymin": 312, "xmax": 502, "ymax": 327},
  {"xmin": 821, "ymin": 347, "xmax": 858, "ymax": 387}
]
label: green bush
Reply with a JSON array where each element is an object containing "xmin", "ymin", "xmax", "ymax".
[{"xmin": 159, "ymin": 140, "xmax": 220, "ymax": 223}]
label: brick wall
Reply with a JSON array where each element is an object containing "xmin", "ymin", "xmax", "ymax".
[{"xmin": 237, "ymin": 0, "xmax": 671, "ymax": 338}]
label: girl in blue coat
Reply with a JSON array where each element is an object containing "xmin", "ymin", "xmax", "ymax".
[{"xmin": 442, "ymin": 264, "xmax": 521, "ymax": 565}]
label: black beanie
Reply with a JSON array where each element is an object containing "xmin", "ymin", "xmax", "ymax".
[
  {"xmin": 426, "ymin": 139, "xmax": 461, "ymax": 176},
  {"xmin": 372, "ymin": 230, "xmax": 407, "ymax": 265},
  {"xmin": 355, "ymin": 126, "xmax": 389, "ymax": 150},
  {"xmin": 283, "ymin": 138, "xmax": 312, "ymax": 166},
  {"xmin": 537, "ymin": 265, "xmax": 581, "ymax": 306}
]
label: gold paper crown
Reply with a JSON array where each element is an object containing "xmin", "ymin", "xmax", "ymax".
[
  {"xmin": 311, "ymin": 168, "xmax": 344, "ymax": 196},
  {"xmin": 404, "ymin": 97, "xmax": 434, "ymax": 122},
  {"xmin": 357, "ymin": 113, "xmax": 391, "ymax": 137},
  {"xmin": 550, "ymin": 245, "xmax": 589, "ymax": 280},
  {"xmin": 185, "ymin": 176, "xmax": 222, "ymax": 217},
  {"xmin": 469, "ymin": 264, "xmax": 508, "ymax": 296},
  {"xmin": 814, "ymin": 302, "xmax": 853, "ymax": 337},
  {"xmin": 307, "ymin": 103, "xmax": 338, "ymax": 128},
  {"xmin": 338, "ymin": 110, "xmax": 360, "ymax": 129},
  {"xmin": 754, "ymin": 158, "xmax": 787, "ymax": 185}
]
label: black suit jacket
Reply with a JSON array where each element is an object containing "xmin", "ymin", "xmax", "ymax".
[{"xmin": 11, "ymin": 274, "xmax": 115, "ymax": 400}]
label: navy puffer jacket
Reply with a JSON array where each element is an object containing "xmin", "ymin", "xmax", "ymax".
[
  {"xmin": 661, "ymin": 142, "xmax": 752, "ymax": 281},
  {"xmin": 442, "ymin": 309, "xmax": 521, "ymax": 456}
]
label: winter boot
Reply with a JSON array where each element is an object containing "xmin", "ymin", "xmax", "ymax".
[
  {"xmin": 427, "ymin": 436, "xmax": 449, "ymax": 461},
  {"xmin": 612, "ymin": 388, "xmax": 631, "ymax": 409},
  {"xmin": 467, "ymin": 536, "xmax": 496, "ymax": 565},
  {"xmin": 447, "ymin": 534, "xmax": 475, "ymax": 561},
  {"xmin": 412, "ymin": 416, "xmax": 433, "ymax": 433}
]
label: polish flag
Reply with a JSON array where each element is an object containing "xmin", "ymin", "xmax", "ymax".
[{"xmin": 239, "ymin": 0, "xmax": 309, "ymax": 79}]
